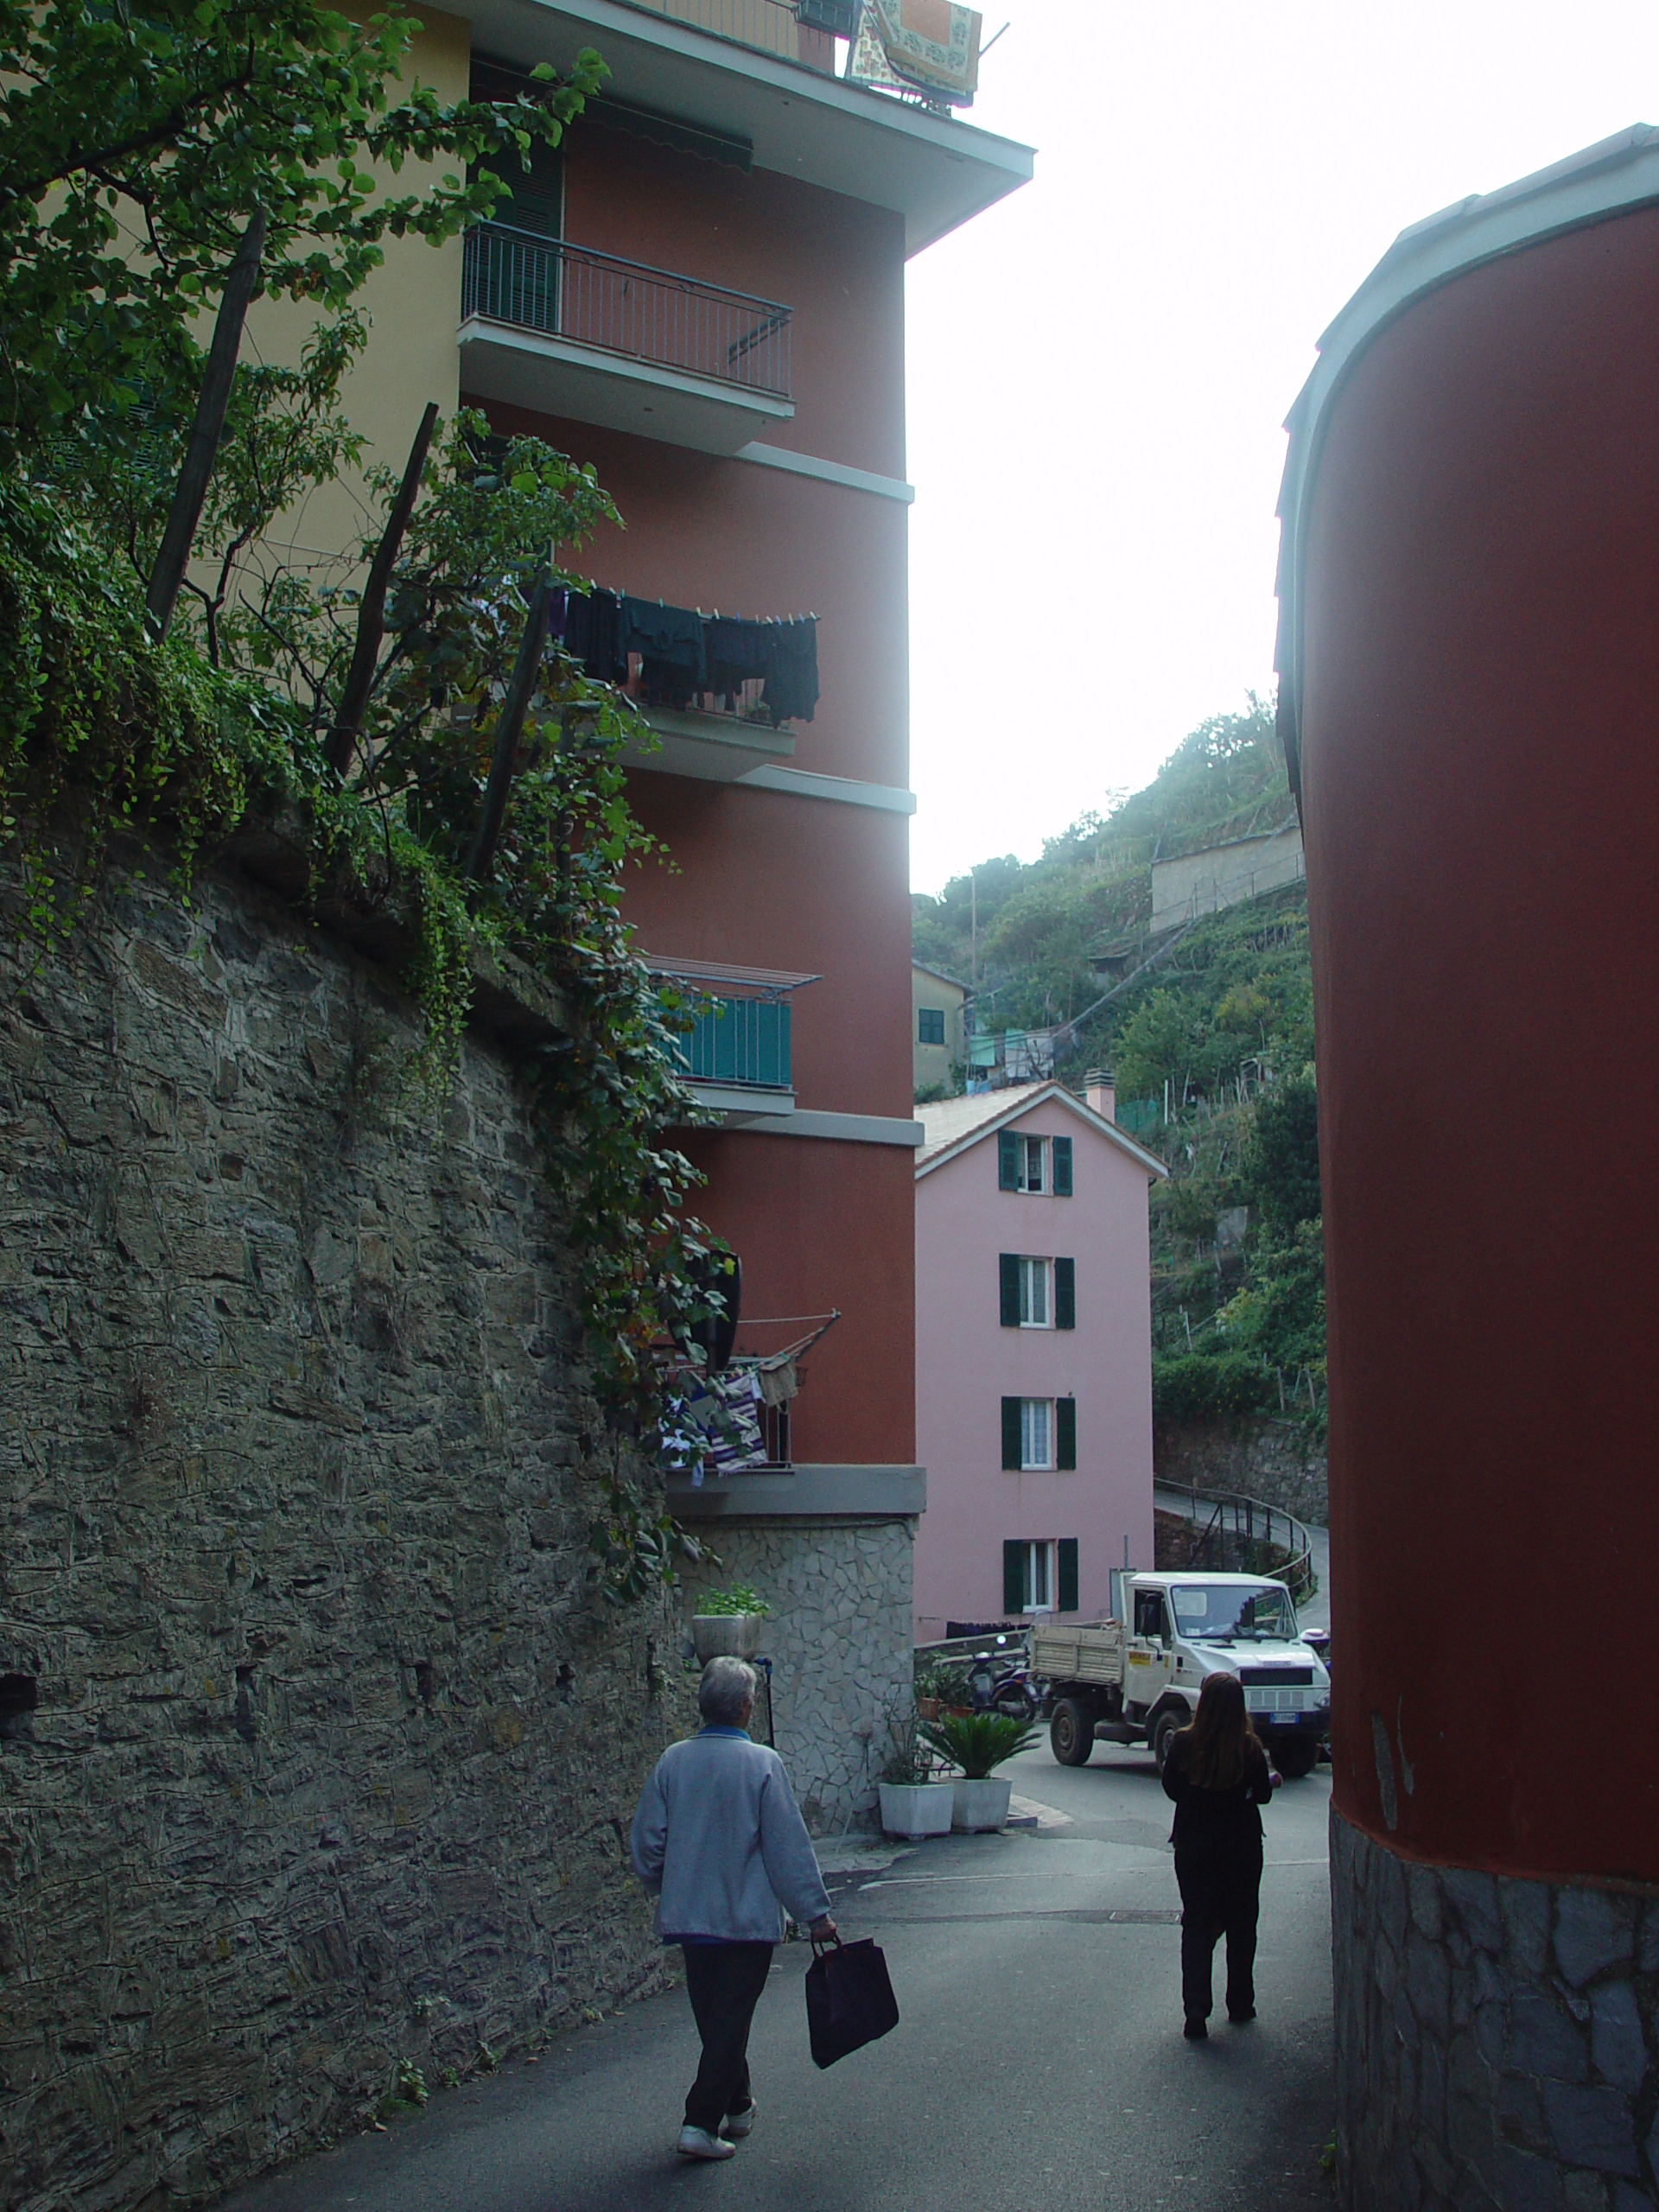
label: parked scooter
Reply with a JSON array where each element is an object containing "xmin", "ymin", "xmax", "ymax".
[{"xmin": 966, "ymin": 1636, "xmax": 1040, "ymax": 1719}]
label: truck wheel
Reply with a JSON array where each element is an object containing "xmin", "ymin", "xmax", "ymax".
[
  {"xmin": 1050, "ymin": 1698, "xmax": 1095, "ymax": 1766},
  {"xmin": 1151, "ymin": 1706, "xmax": 1186, "ymax": 1771},
  {"xmin": 1274, "ymin": 1738, "xmax": 1319, "ymax": 1780}
]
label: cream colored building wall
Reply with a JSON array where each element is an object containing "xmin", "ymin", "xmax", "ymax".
[
  {"xmin": 242, "ymin": 6, "xmax": 470, "ymax": 583},
  {"xmin": 912, "ymin": 965, "xmax": 966, "ymax": 1096}
]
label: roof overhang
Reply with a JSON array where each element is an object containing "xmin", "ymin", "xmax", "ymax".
[
  {"xmin": 915, "ymin": 1079, "xmax": 1169, "ymax": 1182},
  {"xmin": 456, "ymin": 0, "xmax": 1034, "ymax": 256},
  {"xmin": 1275, "ymin": 123, "xmax": 1659, "ymax": 803}
]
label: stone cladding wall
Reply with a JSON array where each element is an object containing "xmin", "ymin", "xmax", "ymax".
[
  {"xmin": 1154, "ymin": 1415, "xmax": 1328, "ymax": 1525},
  {"xmin": 0, "ymin": 853, "xmax": 697, "ymax": 2212},
  {"xmin": 1332, "ymin": 1808, "xmax": 1659, "ymax": 2211},
  {"xmin": 682, "ymin": 1516, "xmax": 914, "ymax": 1835}
]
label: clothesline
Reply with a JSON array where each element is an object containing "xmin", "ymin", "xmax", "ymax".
[{"xmin": 550, "ymin": 584, "xmax": 819, "ymax": 727}]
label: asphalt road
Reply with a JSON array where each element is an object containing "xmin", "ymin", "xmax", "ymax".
[{"xmin": 220, "ymin": 1741, "xmax": 1335, "ymax": 2212}]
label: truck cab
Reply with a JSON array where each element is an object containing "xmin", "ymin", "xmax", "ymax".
[{"xmin": 1032, "ymin": 1570, "xmax": 1332, "ymax": 1778}]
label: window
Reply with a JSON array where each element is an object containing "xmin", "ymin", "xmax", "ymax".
[
  {"xmin": 1003, "ymin": 1537, "xmax": 1080, "ymax": 1614},
  {"xmin": 998, "ymin": 1128, "xmax": 1074, "ymax": 1195},
  {"xmin": 1017, "ymin": 1135, "xmax": 1046, "ymax": 1192},
  {"xmin": 1021, "ymin": 1541, "xmax": 1053, "ymax": 1611},
  {"xmin": 918, "ymin": 1006, "xmax": 945, "ymax": 1046},
  {"xmin": 1134, "ymin": 1589, "xmax": 1171, "ymax": 1644},
  {"xmin": 1002, "ymin": 1395, "xmax": 1077, "ymax": 1470},
  {"xmin": 1019, "ymin": 1255, "xmax": 1049, "ymax": 1328}
]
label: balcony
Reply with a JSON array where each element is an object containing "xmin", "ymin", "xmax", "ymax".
[
  {"xmin": 650, "ymin": 956, "xmax": 819, "ymax": 1121},
  {"xmin": 613, "ymin": 0, "xmax": 845, "ymax": 71},
  {"xmin": 458, "ymin": 225, "xmax": 794, "ymax": 453}
]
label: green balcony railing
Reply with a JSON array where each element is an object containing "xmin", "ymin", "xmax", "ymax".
[{"xmin": 672, "ymin": 995, "xmax": 791, "ymax": 1089}]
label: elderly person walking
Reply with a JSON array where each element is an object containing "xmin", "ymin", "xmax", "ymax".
[{"xmin": 631, "ymin": 1655, "xmax": 837, "ymax": 2160}]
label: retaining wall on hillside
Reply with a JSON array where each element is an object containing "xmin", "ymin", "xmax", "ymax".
[
  {"xmin": 1154, "ymin": 1415, "xmax": 1328, "ymax": 1525},
  {"xmin": 0, "ymin": 852, "xmax": 696, "ymax": 2211}
]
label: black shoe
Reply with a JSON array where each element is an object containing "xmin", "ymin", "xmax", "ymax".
[
  {"xmin": 1228, "ymin": 2005, "xmax": 1256, "ymax": 2024},
  {"xmin": 1183, "ymin": 2017, "xmax": 1208, "ymax": 2040}
]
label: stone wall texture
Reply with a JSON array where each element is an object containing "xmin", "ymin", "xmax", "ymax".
[
  {"xmin": 0, "ymin": 852, "xmax": 698, "ymax": 2212},
  {"xmin": 1332, "ymin": 1808, "xmax": 1659, "ymax": 2211},
  {"xmin": 1154, "ymin": 1415, "xmax": 1328, "ymax": 1526},
  {"xmin": 681, "ymin": 1516, "xmax": 914, "ymax": 1835}
]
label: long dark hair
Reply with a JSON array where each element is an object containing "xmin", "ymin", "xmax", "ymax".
[{"xmin": 1176, "ymin": 1672, "xmax": 1260, "ymax": 1789}]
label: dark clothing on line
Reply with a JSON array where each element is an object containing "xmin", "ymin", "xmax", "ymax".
[
  {"xmin": 1162, "ymin": 1734, "xmax": 1273, "ymax": 2022},
  {"xmin": 760, "ymin": 617, "xmax": 818, "ymax": 726},
  {"xmin": 680, "ymin": 1941, "xmax": 772, "ymax": 2134},
  {"xmin": 703, "ymin": 614, "xmax": 772, "ymax": 708},
  {"xmin": 555, "ymin": 588, "xmax": 627, "ymax": 683},
  {"xmin": 622, "ymin": 596, "xmax": 707, "ymax": 709}
]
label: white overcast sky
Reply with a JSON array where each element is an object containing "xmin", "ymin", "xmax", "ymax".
[{"xmin": 901, "ymin": 3, "xmax": 1659, "ymax": 893}]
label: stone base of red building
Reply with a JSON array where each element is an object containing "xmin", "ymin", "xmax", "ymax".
[{"xmin": 1331, "ymin": 1808, "xmax": 1659, "ymax": 2210}]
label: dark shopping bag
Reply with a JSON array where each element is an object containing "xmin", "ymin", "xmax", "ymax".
[{"xmin": 804, "ymin": 1935, "xmax": 899, "ymax": 2069}]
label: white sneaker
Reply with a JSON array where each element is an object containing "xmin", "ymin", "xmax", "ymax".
[
  {"xmin": 721, "ymin": 2102, "xmax": 757, "ymax": 2141},
  {"xmin": 677, "ymin": 2125, "xmax": 736, "ymax": 2161}
]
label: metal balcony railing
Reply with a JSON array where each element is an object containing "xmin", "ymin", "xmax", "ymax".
[
  {"xmin": 612, "ymin": 0, "xmax": 843, "ymax": 69},
  {"xmin": 671, "ymin": 995, "xmax": 792, "ymax": 1088},
  {"xmin": 461, "ymin": 226, "xmax": 792, "ymax": 401}
]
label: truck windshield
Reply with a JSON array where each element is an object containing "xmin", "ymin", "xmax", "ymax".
[{"xmin": 1170, "ymin": 1583, "xmax": 1296, "ymax": 1643}]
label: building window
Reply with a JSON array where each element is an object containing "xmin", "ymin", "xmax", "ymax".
[
  {"xmin": 918, "ymin": 1006, "xmax": 945, "ymax": 1046},
  {"xmin": 1018, "ymin": 1135, "xmax": 1046, "ymax": 1192},
  {"xmin": 1020, "ymin": 1397, "xmax": 1052, "ymax": 1470},
  {"xmin": 1020, "ymin": 1540, "xmax": 1054, "ymax": 1611},
  {"xmin": 1019, "ymin": 1256, "xmax": 1050, "ymax": 1328}
]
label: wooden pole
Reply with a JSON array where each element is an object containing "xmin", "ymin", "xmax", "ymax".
[
  {"xmin": 465, "ymin": 571, "xmax": 552, "ymax": 884},
  {"xmin": 145, "ymin": 207, "xmax": 267, "ymax": 640},
  {"xmin": 326, "ymin": 400, "xmax": 440, "ymax": 777}
]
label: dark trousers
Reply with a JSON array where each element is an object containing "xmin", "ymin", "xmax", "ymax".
[
  {"xmin": 681, "ymin": 1942, "xmax": 774, "ymax": 2133},
  {"xmin": 1175, "ymin": 1841, "xmax": 1262, "ymax": 2021}
]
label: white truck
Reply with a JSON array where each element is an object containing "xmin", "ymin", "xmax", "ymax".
[{"xmin": 1029, "ymin": 1570, "xmax": 1332, "ymax": 1780}]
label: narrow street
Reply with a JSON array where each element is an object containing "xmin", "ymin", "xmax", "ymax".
[{"xmin": 219, "ymin": 1743, "xmax": 1335, "ymax": 2212}]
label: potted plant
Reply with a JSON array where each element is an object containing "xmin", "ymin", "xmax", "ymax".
[
  {"xmin": 876, "ymin": 1700, "xmax": 955, "ymax": 1840},
  {"xmin": 918, "ymin": 1712, "xmax": 1039, "ymax": 1833},
  {"xmin": 690, "ymin": 1585, "xmax": 771, "ymax": 1664},
  {"xmin": 912, "ymin": 1656, "xmax": 961, "ymax": 1722}
]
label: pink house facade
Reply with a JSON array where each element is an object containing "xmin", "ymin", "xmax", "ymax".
[{"xmin": 912, "ymin": 1081, "xmax": 1166, "ymax": 1642}]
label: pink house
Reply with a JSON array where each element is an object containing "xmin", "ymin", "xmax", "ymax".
[{"xmin": 912, "ymin": 1078, "xmax": 1166, "ymax": 1642}]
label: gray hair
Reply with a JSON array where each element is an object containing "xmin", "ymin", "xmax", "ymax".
[{"xmin": 698, "ymin": 1656, "xmax": 758, "ymax": 1726}]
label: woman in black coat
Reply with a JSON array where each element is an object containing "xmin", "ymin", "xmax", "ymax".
[{"xmin": 1161, "ymin": 1671, "xmax": 1277, "ymax": 2038}]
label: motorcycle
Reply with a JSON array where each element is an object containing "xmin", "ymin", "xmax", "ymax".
[{"xmin": 965, "ymin": 1637, "xmax": 1040, "ymax": 1720}]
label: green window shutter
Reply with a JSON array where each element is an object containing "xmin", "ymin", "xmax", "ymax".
[
  {"xmin": 1056, "ymin": 1395, "xmax": 1077, "ymax": 1470},
  {"xmin": 1054, "ymin": 1256, "xmax": 1075, "ymax": 1331},
  {"xmin": 998, "ymin": 1128, "xmax": 1019, "ymax": 1189},
  {"xmin": 1001, "ymin": 1396, "xmax": 1022, "ymax": 1470},
  {"xmin": 1003, "ymin": 1541, "xmax": 1025, "ymax": 1614},
  {"xmin": 999, "ymin": 1253, "xmax": 1020, "ymax": 1328},
  {"xmin": 1058, "ymin": 1538, "xmax": 1079, "ymax": 1612},
  {"xmin": 1052, "ymin": 1135, "xmax": 1073, "ymax": 1196}
]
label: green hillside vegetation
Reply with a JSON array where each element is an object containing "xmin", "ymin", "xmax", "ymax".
[{"xmin": 912, "ymin": 699, "xmax": 1325, "ymax": 1435}]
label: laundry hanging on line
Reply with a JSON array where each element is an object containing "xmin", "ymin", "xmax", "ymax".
[{"xmin": 549, "ymin": 588, "xmax": 817, "ymax": 726}]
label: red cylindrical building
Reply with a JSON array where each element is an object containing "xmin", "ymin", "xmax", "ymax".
[{"xmin": 1276, "ymin": 128, "xmax": 1659, "ymax": 2209}]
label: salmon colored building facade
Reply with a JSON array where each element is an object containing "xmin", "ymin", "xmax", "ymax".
[
  {"xmin": 334, "ymin": 1, "xmax": 1032, "ymax": 1485},
  {"xmin": 1277, "ymin": 130, "xmax": 1659, "ymax": 2211}
]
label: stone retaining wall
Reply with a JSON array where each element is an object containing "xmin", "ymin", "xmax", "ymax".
[
  {"xmin": 681, "ymin": 1516, "xmax": 914, "ymax": 1835},
  {"xmin": 0, "ymin": 854, "xmax": 696, "ymax": 2212},
  {"xmin": 1332, "ymin": 1808, "xmax": 1659, "ymax": 2210},
  {"xmin": 1154, "ymin": 1415, "xmax": 1328, "ymax": 1525}
]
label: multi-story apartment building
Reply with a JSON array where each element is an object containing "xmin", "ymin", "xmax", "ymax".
[
  {"xmin": 315, "ymin": 3, "xmax": 1031, "ymax": 1482},
  {"xmin": 912, "ymin": 1077, "xmax": 1166, "ymax": 1641}
]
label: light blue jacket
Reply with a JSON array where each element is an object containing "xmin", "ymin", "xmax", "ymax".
[{"xmin": 630, "ymin": 1728, "xmax": 832, "ymax": 1942}]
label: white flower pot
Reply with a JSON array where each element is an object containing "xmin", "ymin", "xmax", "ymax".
[
  {"xmin": 690, "ymin": 1613, "xmax": 765, "ymax": 1663},
  {"xmin": 878, "ymin": 1782, "xmax": 956, "ymax": 1840},
  {"xmin": 951, "ymin": 1777, "xmax": 1014, "ymax": 1833}
]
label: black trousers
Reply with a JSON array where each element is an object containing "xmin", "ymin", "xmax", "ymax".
[
  {"xmin": 681, "ymin": 1942, "xmax": 774, "ymax": 2133},
  {"xmin": 1175, "ymin": 1840, "xmax": 1262, "ymax": 2021}
]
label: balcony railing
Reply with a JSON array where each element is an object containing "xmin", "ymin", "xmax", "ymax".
[
  {"xmin": 671, "ymin": 995, "xmax": 792, "ymax": 1089},
  {"xmin": 461, "ymin": 226, "xmax": 792, "ymax": 401},
  {"xmin": 613, "ymin": 0, "xmax": 843, "ymax": 70}
]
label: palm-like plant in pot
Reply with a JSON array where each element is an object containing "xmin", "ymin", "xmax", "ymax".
[
  {"xmin": 918, "ymin": 1712, "xmax": 1039, "ymax": 1833},
  {"xmin": 876, "ymin": 1697, "xmax": 956, "ymax": 1840}
]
